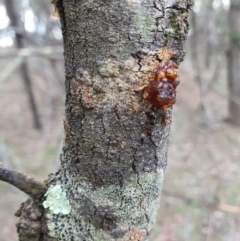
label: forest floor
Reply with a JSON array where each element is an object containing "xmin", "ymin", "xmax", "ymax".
[{"xmin": 0, "ymin": 53, "xmax": 240, "ymax": 241}]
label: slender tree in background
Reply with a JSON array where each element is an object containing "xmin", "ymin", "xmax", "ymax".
[
  {"xmin": 227, "ymin": 0, "xmax": 240, "ymax": 126},
  {"xmin": 0, "ymin": 0, "xmax": 193, "ymax": 240},
  {"xmin": 203, "ymin": 0, "xmax": 213, "ymax": 68},
  {"xmin": 4, "ymin": 0, "xmax": 42, "ymax": 130}
]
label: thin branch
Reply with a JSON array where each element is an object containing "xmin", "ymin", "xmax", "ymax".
[
  {"xmin": 181, "ymin": 69, "xmax": 240, "ymax": 107},
  {"xmin": 0, "ymin": 56, "xmax": 24, "ymax": 87},
  {"xmin": 0, "ymin": 26, "xmax": 42, "ymax": 46},
  {"xmin": 0, "ymin": 46, "xmax": 64, "ymax": 87},
  {"xmin": 162, "ymin": 189, "xmax": 205, "ymax": 206},
  {"xmin": 202, "ymin": 56, "xmax": 222, "ymax": 96},
  {"xmin": 0, "ymin": 165, "xmax": 46, "ymax": 198},
  {"xmin": 0, "ymin": 46, "xmax": 63, "ymax": 58},
  {"xmin": 162, "ymin": 189, "xmax": 240, "ymax": 213}
]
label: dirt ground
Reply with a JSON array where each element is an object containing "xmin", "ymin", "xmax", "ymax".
[{"xmin": 0, "ymin": 52, "xmax": 240, "ymax": 241}]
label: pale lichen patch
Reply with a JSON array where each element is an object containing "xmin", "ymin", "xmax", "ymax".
[
  {"xmin": 132, "ymin": 11, "xmax": 155, "ymax": 38},
  {"xmin": 43, "ymin": 185, "xmax": 71, "ymax": 215},
  {"xmin": 98, "ymin": 60, "xmax": 120, "ymax": 77},
  {"xmin": 125, "ymin": 0, "xmax": 142, "ymax": 6}
]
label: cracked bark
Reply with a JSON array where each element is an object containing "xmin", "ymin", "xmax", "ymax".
[{"xmin": 13, "ymin": 0, "xmax": 193, "ymax": 240}]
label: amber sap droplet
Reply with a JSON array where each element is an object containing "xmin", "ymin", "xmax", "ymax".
[
  {"xmin": 172, "ymin": 78, "xmax": 180, "ymax": 88},
  {"xmin": 143, "ymin": 59, "xmax": 180, "ymax": 109},
  {"xmin": 154, "ymin": 69, "xmax": 165, "ymax": 81}
]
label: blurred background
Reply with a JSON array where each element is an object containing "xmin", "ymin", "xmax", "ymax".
[{"xmin": 0, "ymin": 0, "xmax": 240, "ymax": 240}]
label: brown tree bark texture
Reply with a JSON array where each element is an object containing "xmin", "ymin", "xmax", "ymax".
[{"xmin": 16, "ymin": 0, "xmax": 193, "ymax": 240}]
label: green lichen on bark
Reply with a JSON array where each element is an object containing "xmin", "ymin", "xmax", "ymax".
[
  {"xmin": 43, "ymin": 185, "xmax": 71, "ymax": 215},
  {"xmin": 132, "ymin": 11, "xmax": 156, "ymax": 38}
]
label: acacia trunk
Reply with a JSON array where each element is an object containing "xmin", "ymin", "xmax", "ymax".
[{"xmin": 15, "ymin": 0, "xmax": 193, "ymax": 240}]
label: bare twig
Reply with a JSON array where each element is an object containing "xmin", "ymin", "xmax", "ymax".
[
  {"xmin": 0, "ymin": 26, "xmax": 42, "ymax": 46},
  {"xmin": 202, "ymin": 56, "xmax": 222, "ymax": 96},
  {"xmin": 181, "ymin": 69, "xmax": 240, "ymax": 107},
  {"xmin": 162, "ymin": 189, "xmax": 240, "ymax": 214},
  {"xmin": 0, "ymin": 56, "xmax": 24, "ymax": 86},
  {"xmin": 0, "ymin": 165, "xmax": 46, "ymax": 198},
  {"xmin": 0, "ymin": 46, "xmax": 63, "ymax": 59},
  {"xmin": 217, "ymin": 203, "xmax": 240, "ymax": 213},
  {"xmin": 0, "ymin": 46, "xmax": 64, "ymax": 86}
]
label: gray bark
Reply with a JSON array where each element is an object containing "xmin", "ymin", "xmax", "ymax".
[
  {"xmin": 13, "ymin": 0, "xmax": 193, "ymax": 240},
  {"xmin": 227, "ymin": 1, "xmax": 240, "ymax": 126}
]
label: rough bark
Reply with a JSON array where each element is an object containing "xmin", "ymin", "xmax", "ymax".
[
  {"xmin": 227, "ymin": 1, "xmax": 240, "ymax": 126},
  {"xmin": 13, "ymin": 0, "xmax": 193, "ymax": 240}
]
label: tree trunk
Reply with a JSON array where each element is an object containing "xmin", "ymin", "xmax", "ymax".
[
  {"xmin": 227, "ymin": 1, "xmax": 240, "ymax": 126},
  {"xmin": 5, "ymin": 0, "xmax": 193, "ymax": 240},
  {"xmin": 189, "ymin": 10, "xmax": 204, "ymax": 112},
  {"xmin": 204, "ymin": 0, "xmax": 213, "ymax": 68}
]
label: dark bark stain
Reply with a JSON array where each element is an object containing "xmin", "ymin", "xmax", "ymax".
[{"xmin": 81, "ymin": 197, "xmax": 117, "ymax": 231}]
